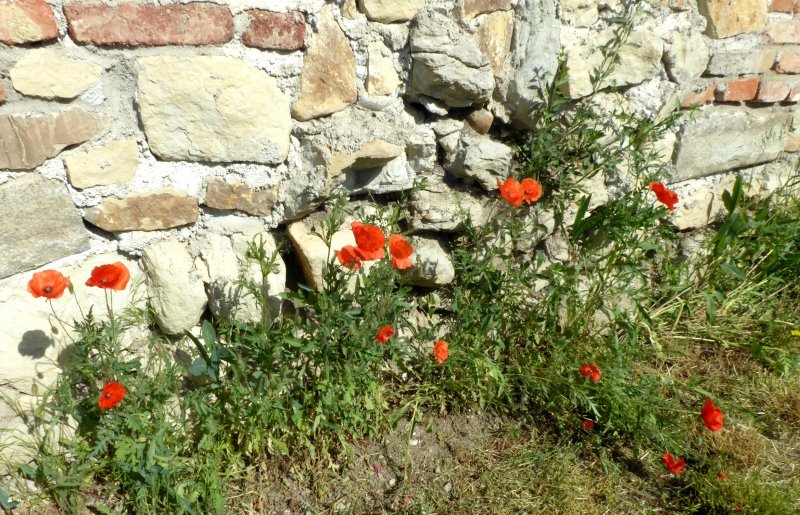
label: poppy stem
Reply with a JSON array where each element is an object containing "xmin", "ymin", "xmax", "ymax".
[
  {"xmin": 105, "ymin": 290, "xmax": 117, "ymax": 350},
  {"xmin": 47, "ymin": 299, "xmax": 76, "ymax": 344}
]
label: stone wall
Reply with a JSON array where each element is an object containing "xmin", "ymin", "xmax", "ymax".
[{"xmin": 0, "ymin": 0, "xmax": 798, "ymax": 434}]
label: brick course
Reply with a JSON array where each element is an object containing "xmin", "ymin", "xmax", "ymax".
[
  {"xmin": 756, "ymin": 81, "xmax": 791, "ymax": 102},
  {"xmin": 718, "ymin": 77, "xmax": 759, "ymax": 101},
  {"xmin": 242, "ymin": 10, "xmax": 306, "ymax": 51},
  {"xmin": 766, "ymin": 21, "xmax": 800, "ymax": 44},
  {"xmin": 64, "ymin": 2, "xmax": 234, "ymax": 46}
]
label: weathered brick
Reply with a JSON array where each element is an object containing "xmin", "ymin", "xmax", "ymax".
[
  {"xmin": 697, "ymin": 0, "xmax": 766, "ymax": 38},
  {"xmin": 64, "ymin": 2, "xmax": 233, "ymax": 46},
  {"xmin": 784, "ymin": 133, "xmax": 800, "ymax": 152},
  {"xmin": 0, "ymin": 0, "xmax": 57, "ymax": 44},
  {"xmin": 756, "ymin": 81, "xmax": 790, "ymax": 102},
  {"xmin": 682, "ymin": 84, "xmax": 716, "ymax": 107},
  {"xmin": 766, "ymin": 21, "xmax": 800, "ymax": 44},
  {"xmin": 242, "ymin": 10, "xmax": 305, "ymax": 50},
  {"xmin": 787, "ymin": 84, "xmax": 800, "ymax": 101},
  {"xmin": 775, "ymin": 52, "xmax": 800, "ymax": 73},
  {"xmin": 0, "ymin": 84, "xmax": 5, "ymax": 104},
  {"xmin": 717, "ymin": 77, "xmax": 759, "ymax": 101},
  {"xmin": 770, "ymin": 0, "xmax": 796, "ymax": 12}
]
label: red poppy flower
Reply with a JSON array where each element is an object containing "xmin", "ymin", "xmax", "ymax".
[
  {"xmin": 376, "ymin": 325, "xmax": 394, "ymax": 344},
  {"xmin": 661, "ymin": 453, "xmax": 686, "ymax": 475},
  {"xmin": 701, "ymin": 399, "xmax": 724, "ymax": 432},
  {"xmin": 649, "ymin": 181, "xmax": 679, "ymax": 211},
  {"xmin": 434, "ymin": 340, "xmax": 448, "ymax": 364},
  {"xmin": 86, "ymin": 262, "xmax": 130, "ymax": 290},
  {"xmin": 27, "ymin": 270, "xmax": 70, "ymax": 300},
  {"xmin": 351, "ymin": 222, "xmax": 386, "ymax": 260},
  {"xmin": 521, "ymin": 178, "xmax": 543, "ymax": 204},
  {"xmin": 497, "ymin": 178, "xmax": 524, "ymax": 207},
  {"xmin": 336, "ymin": 245, "xmax": 362, "ymax": 270},
  {"xmin": 98, "ymin": 381, "xmax": 127, "ymax": 410},
  {"xmin": 717, "ymin": 471, "xmax": 729, "ymax": 481},
  {"xmin": 389, "ymin": 234, "xmax": 414, "ymax": 270},
  {"xmin": 580, "ymin": 419, "xmax": 595, "ymax": 431},
  {"xmin": 579, "ymin": 363, "xmax": 601, "ymax": 382}
]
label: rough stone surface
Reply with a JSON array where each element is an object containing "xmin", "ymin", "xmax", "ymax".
[
  {"xmin": 206, "ymin": 232, "xmax": 286, "ymax": 325},
  {"xmin": 767, "ymin": 21, "xmax": 800, "ymax": 44},
  {"xmin": 292, "ymin": 6, "xmax": 357, "ymax": 121},
  {"xmin": 84, "ymin": 189, "xmax": 199, "ymax": 232},
  {"xmin": 462, "ymin": 0, "xmax": 512, "ymax": 20},
  {"xmin": 0, "ymin": 175, "xmax": 90, "ymax": 279},
  {"xmin": 564, "ymin": 28, "xmax": 663, "ymax": 98},
  {"xmin": 445, "ymin": 129, "xmax": 513, "ymax": 190},
  {"xmin": 0, "ymin": 0, "xmax": 57, "ymax": 44},
  {"xmin": 775, "ymin": 52, "xmax": 800, "ymax": 73},
  {"xmin": 10, "ymin": 49, "xmax": 102, "ymax": 100},
  {"xmin": 756, "ymin": 81, "xmax": 790, "ymax": 103},
  {"xmin": 327, "ymin": 140, "xmax": 403, "ymax": 178},
  {"xmin": 242, "ymin": 10, "xmax": 305, "ymax": 50},
  {"xmin": 674, "ymin": 108, "xmax": 788, "ymax": 181},
  {"xmin": 0, "ymin": 109, "xmax": 108, "ymax": 170},
  {"xmin": 204, "ymin": 180, "xmax": 278, "ymax": 217},
  {"xmin": 65, "ymin": 1, "xmax": 233, "ymax": 46},
  {"xmin": 408, "ymin": 10, "xmax": 495, "ymax": 107},
  {"xmin": 359, "ymin": 0, "xmax": 425, "ymax": 23},
  {"xmin": 410, "ymin": 172, "xmax": 489, "ymax": 231},
  {"xmin": 64, "ymin": 139, "xmax": 139, "ymax": 189},
  {"xmin": 705, "ymin": 49, "xmax": 776, "ymax": 76},
  {"xmin": 474, "ymin": 10, "xmax": 514, "ymax": 77},
  {"xmin": 402, "ymin": 237, "xmax": 455, "ymax": 287},
  {"xmin": 367, "ymin": 41, "xmax": 401, "ymax": 95},
  {"xmin": 560, "ymin": 0, "xmax": 599, "ymax": 26},
  {"xmin": 137, "ymin": 56, "xmax": 291, "ymax": 164},
  {"xmin": 697, "ymin": 0, "xmax": 766, "ymax": 39},
  {"xmin": 664, "ymin": 32, "xmax": 710, "ymax": 84},
  {"xmin": 505, "ymin": 0, "xmax": 560, "ymax": 127},
  {"xmin": 142, "ymin": 238, "xmax": 207, "ymax": 335},
  {"xmin": 287, "ymin": 212, "xmax": 357, "ymax": 290}
]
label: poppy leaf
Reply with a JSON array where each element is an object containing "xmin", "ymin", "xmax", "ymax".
[
  {"xmin": 720, "ymin": 263, "xmax": 746, "ymax": 280},
  {"xmin": 188, "ymin": 358, "xmax": 208, "ymax": 377},
  {"xmin": 201, "ymin": 320, "xmax": 216, "ymax": 348}
]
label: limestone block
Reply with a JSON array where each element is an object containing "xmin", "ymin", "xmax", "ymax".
[
  {"xmin": 445, "ymin": 130, "xmax": 513, "ymax": 190},
  {"xmin": 664, "ymin": 32, "xmax": 710, "ymax": 84},
  {"xmin": 292, "ymin": 6, "xmax": 357, "ymax": 121},
  {"xmin": 673, "ymin": 108, "xmax": 789, "ymax": 181},
  {"xmin": 137, "ymin": 56, "xmax": 291, "ymax": 164},
  {"xmin": 462, "ymin": 0, "xmax": 512, "ymax": 20},
  {"xmin": 698, "ymin": 0, "xmax": 766, "ymax": 39},
  {"xmin": 474, "ymin": 10, "xmax": 514, "ymax": 77},
  {"xmin": 359, "ymin": 0, "xmax": 426, "ymax": 23},
  {"xmin": 560, "ymin": 0, "xmax": 599, "ymax": 27},
  {"xmin": 64, "ymin": 139, "xmax": 139, "ymax": 189},
  {"xmin": 84, "ymin": 189, "xmax": 199, "ymax": 232},
  {"xmin": 563, "ymin": 28, "xmax": 663, "ymax": 98},
  {"xmin": 0, "ymin": 109, "xmax": 108, "ymax": 170},
  {"xmin": 402, "ymin": 237, "xmax": 455, "ymax": 287},
  {"xmin": 287, "ymin": 212, "xmax": 357, "ymax": 290},
  {"xmin": 504, "ymin": 0, "xmax": 560, "ymax": 127},
  {"xmin": 705, "ymin": 48, "xmax": 776, "ymax": 76},
  {"xmin": 410, "ymin": 172, "xmax": 490, "ymax": 231},
  {"xmin": 204, "ymin": 180, "xmax": 278, "ymax": 217},
  {"xmin": 367, "ymin": 41, "xmax": 401, "ymax": 96},
  {"xmin": 0, "ymin": 175, "xmax": 90, "ymax": 279},
  {"xmin": 141, "ymin": 238, "xmax": 207, "ymax": 335},
  {"xmin": 10, "ymin": 49, "xmax": 102, "ymax": 100},
  {"xmin": 408, "ymin": 10, "xmax": 495, "ymax": 107}
]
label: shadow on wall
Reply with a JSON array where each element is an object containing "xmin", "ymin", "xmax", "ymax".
[{"xmin": 18, "ymin": 330, "xmax": 53, "ymax": 360}]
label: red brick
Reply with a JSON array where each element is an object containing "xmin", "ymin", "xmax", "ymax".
[
  {"xmin": 0, "ymin": 0, "xmax": 57, "ymax": 45},
  {"xmin": 242, "ymin": 10, "xmax": 305, "ymax": 50},
  {"xmin": 681, "ymin": 85, "xmax": 716, "ymax": 108},
  {"xmin": 756, "ymin": 81, "xmax": 790, "ymax": 102},
  {"xmin": 775, "ymin": 52, "xmax": 800, "ymax": 73},
  {"xmin": 64, "ymin": 2, "xmax": 233, "ymax": 46},
  {"xmin": 766, "ymin": 21, "xmax": 800, "ymax": 44},
  {"xmin": 787, "ymin": 84, "xmax": 800, "ymax": 101},
  {"xmin": 0, "ymin": 84, "xmax": 6, "ymax": 104},
  {"xmin": 770, "ymin": 0, "xmax": 796, "ymax": 12},
  {"xmin": 718, "ymin": 77, "xmax": 759, "ymax": 101}
]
